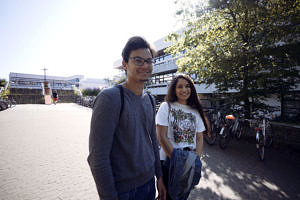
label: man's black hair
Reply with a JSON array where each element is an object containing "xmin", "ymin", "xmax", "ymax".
[{"xmin": 121, "ymin": 36, "xmax": 155, "ymax": 63}]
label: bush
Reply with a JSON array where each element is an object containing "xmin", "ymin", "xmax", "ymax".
[{"xmin": 81, "ymin": 88, "xmax": 101, "ymax": 97}]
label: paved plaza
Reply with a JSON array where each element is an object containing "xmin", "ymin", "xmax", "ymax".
[
  {"xmin": 0, "ymin": 104, "xmax": 97, "ymax": 200},
  {"xmin": 1, "ymin": 104, "xmax": 300, "ymax": 200}
]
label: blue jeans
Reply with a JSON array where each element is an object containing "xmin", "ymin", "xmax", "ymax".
[{"xmin": 118, "ymin": 177, "xmax": 155, "ymax": 200}]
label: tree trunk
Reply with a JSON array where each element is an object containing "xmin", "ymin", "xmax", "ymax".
[{"xmin": 242, "ymin": 56, "xmax": 251, "ymax": 119}]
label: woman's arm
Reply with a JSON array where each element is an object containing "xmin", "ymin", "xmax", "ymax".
[
  {"xmin": 156, "ymin": 125, "xmax": 174, "ymax": 158},
  {"xmin": 195, "ymin": 132, "xmax": 204, "ymax": 157}
]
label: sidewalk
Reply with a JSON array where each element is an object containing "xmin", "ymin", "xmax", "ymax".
[
  {"xmin": 0, "ymin": 104, "xmax": 98, "ymax": 200},
  {"xmin": 1, "ymin": 104, "xmax": 300, "ymax": 200}
]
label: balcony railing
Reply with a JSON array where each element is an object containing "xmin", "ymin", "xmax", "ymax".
[{"xmin": 153, "ymin": 59, "xmax": 178, "ymax": 75}]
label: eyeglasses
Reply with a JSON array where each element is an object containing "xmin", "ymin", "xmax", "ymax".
[{"xmin": 129, "ymin": 56, "xmax": 155, "ymax": 66}]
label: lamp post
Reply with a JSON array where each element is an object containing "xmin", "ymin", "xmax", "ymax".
[
  {"xmin": 41, "ymin": 67, "xmax": 49, "ymax": 93},
  {"xmin": 41, "ymin": 67, "xmax": 48, "ymax": 82},
  {"xmin": 41, "ymin": 67, "xmax": 51, "ymax": 104}
]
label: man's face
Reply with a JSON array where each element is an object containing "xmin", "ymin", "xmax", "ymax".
[{"xmin": 123, "ymin": 48, "xmax": 153, "ymax": 83}]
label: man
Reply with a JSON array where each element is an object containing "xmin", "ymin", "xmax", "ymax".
[{"xmin": 88, "ymin": 36, "xmax": 166, "ymax": 200}]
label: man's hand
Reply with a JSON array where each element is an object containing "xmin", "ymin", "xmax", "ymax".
[{"xmin": 156, "ymin": 176, "xmax": 166, "ymax": 200}]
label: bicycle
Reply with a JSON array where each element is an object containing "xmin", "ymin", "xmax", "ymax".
[
  {"xmin": 204, "ymin": 105, "xmax": 242, "ymax": 147},
  {"xmin": 0, "ymin": 99, "xmax": 8, "ymax": 111},
  {"xmin": 10, "ymin": 98, "xmax": 17, "ymax": 107},
  {"xmin": 6, "ymin": 98, "xmax": 16, "ymax": 108},
  {"xmin": 204, "ymin": 103, "xmax": 245, "ymax": 148},
  {"xmin": 218, "ymin": 113, "xmax": 245, "ymax": 149},
  {"xmin": 203, "ymin": 109, "xmax": 217, "ymax": 145},
  {"xmin": 244, "ymin": 114, "xmax": 273, "ymax": 161}
]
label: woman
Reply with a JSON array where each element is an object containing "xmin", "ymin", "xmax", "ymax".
[
  {"xmin": 52, "ymin": 90, "xmax": 58, "ymax": 105},
  {"xmin": 156, "ymin": 74, "xmax": 209, "ymax": 200}
]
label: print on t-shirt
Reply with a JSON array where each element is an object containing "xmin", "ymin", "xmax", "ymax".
[{"xmin": 170, "ymin": 108, "xmax": 196, "ymax": 143}]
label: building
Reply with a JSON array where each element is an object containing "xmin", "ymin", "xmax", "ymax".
[
  {"xmin": 79, "ymin": 78, "xmax": 108, "ymax": 90},
  {"xmin": 8, "ymin": 72, "xmax": 84, "ymax": 104},
  {"xmin": 9, "ymin": 72, "xmax": 83, "ymax": 90}
]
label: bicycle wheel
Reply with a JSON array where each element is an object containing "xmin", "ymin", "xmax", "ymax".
[
  {"xmin": 235, "ymin": 122, "xmax": 243, "ymax": 140},
  {"xmin": 11, "ymin": 100, "xmax": 16, "ymax": 107},
  {"xmin": 204, "ymin": 123, "xmax": 217, "ymax": 145},
  {"xmin": 219, "ymin": 127, "xmax": 229, "ymax": 149},
  {"xmin": 7, "ymin": 100, "xmax": 12, "ymax": 108},
  {"xmin": 0, "ymin": 101, "xmax": 8, "ymax": 110},
  {"xmin": 256, "ymin": 131, "xmax": 265, "ymax": 161},
  {"xmin": 258, "ymin": 145, "xmax": 265, "ymax": 161},
  {"xmin": 265, "ymin": 121, "xmax": 273, "ymax": 148}
]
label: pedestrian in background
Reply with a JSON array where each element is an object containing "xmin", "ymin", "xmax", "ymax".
[
  {"xmin": 52, "ymin": 90, "xmax": 58, "ymax": 105},
  {"xmin": 88, "ymin": 36, "xmax": 166, "ymax": 200},
  {"xmin": 156, "ymin": 74, "xmax": 208, "ymax": 200}
]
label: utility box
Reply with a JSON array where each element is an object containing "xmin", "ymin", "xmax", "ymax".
[{"xmin": 45, "ymin": 95, "xmax": 52, "ymax": 105}]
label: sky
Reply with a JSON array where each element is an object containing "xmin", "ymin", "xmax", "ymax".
[{"xmin": 0, "ymin": 0, "xmax": 181, "ymax": 81}]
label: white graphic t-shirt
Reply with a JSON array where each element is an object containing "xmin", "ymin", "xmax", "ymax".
[{"xmin": 155, "ymin": 101, "xmax": 206, "ymax": 160}]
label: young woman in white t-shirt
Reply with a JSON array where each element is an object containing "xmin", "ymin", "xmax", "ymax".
[{"xmin": 156, "ymin": 74, "xmax": 209, "ymax": 200}]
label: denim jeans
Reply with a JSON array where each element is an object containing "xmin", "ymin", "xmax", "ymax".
[
  {"xmin": 161, "ymin": 160, "xmax": 173, "ymax": 200},
  {"xmin": 118, "ymin": 177, "xmax": 155, "ymax": 200}
]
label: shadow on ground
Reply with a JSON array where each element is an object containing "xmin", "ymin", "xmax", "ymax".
[{"xmin": 188, "ymin": 137, "xmax": 300, "ymax": 200}]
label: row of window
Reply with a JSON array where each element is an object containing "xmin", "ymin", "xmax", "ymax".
[
  {"xmin": 10, "ymin": 80, "xmax": 78, "ymax": 88},
  {"xmin": 147, "ymin": 72, "xmax": 177, "ymax": 86}
]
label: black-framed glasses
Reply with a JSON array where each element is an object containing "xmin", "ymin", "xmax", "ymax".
[{"xmin": 129, "ymin": 56, "xmax": 155, "ymax": 66}]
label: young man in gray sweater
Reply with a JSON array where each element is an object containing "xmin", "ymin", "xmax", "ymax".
[{"xmin": 88, "ymin": 36, "xmax": 166, "ymax": 200}]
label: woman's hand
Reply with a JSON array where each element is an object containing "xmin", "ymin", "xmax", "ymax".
[{"xmin": 156, "ymin": 125, "xmax": 174, "ymax": 158}]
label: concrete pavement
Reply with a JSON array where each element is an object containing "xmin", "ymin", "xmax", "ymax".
[
  {"xmin": 0, "ymin": 104, "xmax": 97, "ymax": 200},
  {"xmin": 1, "ymin": 104, "xmax": 300, "ymax": 200}
]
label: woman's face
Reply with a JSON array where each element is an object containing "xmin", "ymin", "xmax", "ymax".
[{"xmin": 175, "ymin": 78, "xmax": 191, "ymax": 105}]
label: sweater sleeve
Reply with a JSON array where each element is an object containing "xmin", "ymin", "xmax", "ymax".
[
  {"xmin": 149, "ymin": 96, "xmax": 163, "ymax": 178},
  {"xmin": 87, "ymin": 90, "xmax": 119, "ymax": 200}
]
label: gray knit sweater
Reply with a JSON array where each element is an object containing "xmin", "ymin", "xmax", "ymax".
[{"xmin": 88, "ymin": 85, "xmax": 162, "ymax": 200}]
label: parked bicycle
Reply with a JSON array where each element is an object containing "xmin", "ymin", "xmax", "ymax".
[
  {"xmin": 203, "ymin": 108, "xmax": 217, "ymax": 145},
  {"xmin": 7, "ymin": 98, "xmax": 16, "ymax": 108},
  {"xmin": 243, "ymin": 113, "xmax": 273, "ymax": 161},
  {"xmin": 0, "ymin": 99, "xmax": 8, "ymax": 111},
  {"xmin": 0, "ymin": 98, "xmax": 16, "ymax": 111},
  {"xmin": 203, "ymin": 103, "xmax": 244, "ymax": 148},
  {"xmin": 218, "ymin": 112, "xmax": 244, "ymax": 149}
]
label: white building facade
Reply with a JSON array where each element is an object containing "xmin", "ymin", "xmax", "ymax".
[{"xmin": 9, "ymin": 72, "xmax": 83, "ymax": 91}]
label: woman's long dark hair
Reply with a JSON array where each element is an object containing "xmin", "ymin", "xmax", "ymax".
[{"xmin": 165, "ymin": 74, "xmax": 208, "ymax": 131}]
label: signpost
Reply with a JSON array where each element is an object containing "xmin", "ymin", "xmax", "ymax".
[{"xmin": 41, "ymin": 67, "xmax": 51, "ymax": 104}]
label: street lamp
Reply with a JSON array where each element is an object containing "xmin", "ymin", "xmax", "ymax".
[{"xmin": 41, "ymin": 67, "xmax": 48, "ymax": 82}]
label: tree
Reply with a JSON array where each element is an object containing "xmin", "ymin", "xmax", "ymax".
[
  {"xmin": 0, "ymin": 79, "xmax": 9, "ymax": 98},
  {"xmin": 0, "ymin": 79, "xmax": 7, "ymax": 87},
  {"xmin": 166, "ymin": 0, "xmax": 300, "ymax": 117}
]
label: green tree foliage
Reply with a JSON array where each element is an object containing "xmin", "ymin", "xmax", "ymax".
[
  {"xmin": 0, "ymin": 79, "xmax": 7, "ymax": 87},
  {"xmin": 81, "ymin": 88, "xmax": 101, "ymax": 97},
  {"xmin": 0, "ymin": 89, "xmax": 9, "ymax": 98},
  {"xmin": 166, "ymin": 0, "xmax": 300, "ymax": 117},
  {"xmin": 0, "ymin": 79, "xmax": 9, "ymax": 98}
]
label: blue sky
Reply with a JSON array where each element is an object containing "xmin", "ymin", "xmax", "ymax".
[{"xmin": 0, "ymin": 0, "xmax": 180, "ymax": 80}]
